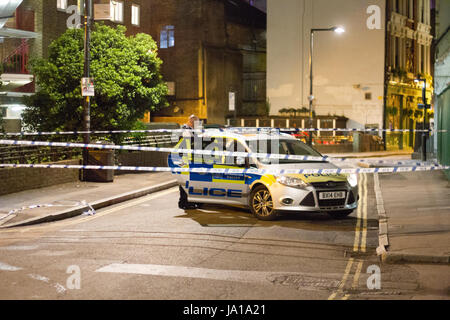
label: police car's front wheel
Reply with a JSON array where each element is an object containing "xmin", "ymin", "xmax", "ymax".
[{"xmin": 250, "ymin": 185, "xmax": 278, "ymax": 221}]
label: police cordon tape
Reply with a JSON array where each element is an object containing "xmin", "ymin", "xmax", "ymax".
[
  {"xmin": 0, "ymin": 127, "xmax": 445, "ymax": 136},
  {"xmin": 0, "ymin": 200, "xmax": 96, "ymax": 222},
  {"xmin": 0, "ymin": 138, "xmax": 442, "ymax": 166},
  {"xmin": 0, "ymin": 163, "xmax": 448, "ymax": 174}
]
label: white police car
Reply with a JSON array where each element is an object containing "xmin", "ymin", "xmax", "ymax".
[{"xmin": 168, "ymin": 130, "xmax": 358, "ymax": 220}]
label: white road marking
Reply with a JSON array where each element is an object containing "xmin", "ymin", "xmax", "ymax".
[
  {"xmin": 96, "ymin": 263, "xmax": 339, "ymax": 287},
  {"xmin": 54, "ymin": 283, "xmax": 66, "ymax": 294},
  {"xmin": 0, "ymin": 245, "xmax": 39, "ymax": 251},
  {"xmin": 28, "ymin": 274, "xmax": 50, "ymax": 283},
  {"xmin": 416, "ymin": 206, "xmax": 450, "ymax": 211},
  {"xmin": 0, "ymin": 262, "xmax": 22, "ymax": 271}
]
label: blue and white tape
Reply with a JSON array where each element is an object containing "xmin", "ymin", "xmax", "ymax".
[
  {"xmin": 0, "ymin": 127, "xmax": 444, "ymax": 137},
  {"xmin": 1, "ymin": 200, "xmax": 96, "ymax": 222},
  {"xmin": 0, "ymin": 163, "xmax": 448, "ymax": 174},
  {"xmin": 0, "ymin": 139, "xmax": 442, "ymax": 166}
]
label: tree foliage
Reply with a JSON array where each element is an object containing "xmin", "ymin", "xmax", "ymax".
[{"xmin": 22, "ymin": 24, "xmax": 168, "ymax": 135}]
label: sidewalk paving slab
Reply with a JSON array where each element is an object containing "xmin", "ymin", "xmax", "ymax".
[
  {"xmin": 0, "ymin": 172, "xmax": 177, "ymax": 228},
  {"xmin": 376, "ymin": 170, "xmax": 450, "ymax": 265}
]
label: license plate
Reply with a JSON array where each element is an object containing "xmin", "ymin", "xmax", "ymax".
[{"xmin": 319, "ymin": 191, "xmax": 346, "ymax": 200}]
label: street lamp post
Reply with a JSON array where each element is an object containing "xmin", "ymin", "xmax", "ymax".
[
  {"xmin": 82, "ymin": 0, "xmax": 92, "ymax": 181},
  {"xmin": 307, "ymin": 26, "xmax": 345, "ymax": 146}
]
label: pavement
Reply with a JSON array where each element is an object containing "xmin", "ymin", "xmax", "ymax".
[
  {"xmin": 0, "ymin": 172, "xmax": 177, "ymax": 228},
  {"xmin": 376, "ymin": 170, "xmax": 450, "ymax": 265}
]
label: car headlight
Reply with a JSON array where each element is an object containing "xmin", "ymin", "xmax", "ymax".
[
  {"xmin": 347, "ymin": 173, "xmax": 358, "ymax": 187},
  {"xmin": 276, "ymin": 176, "xmax": 309, "ymax": 189}
]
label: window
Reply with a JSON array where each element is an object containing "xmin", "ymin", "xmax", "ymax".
[
  {"xmin": 160, "ymin": 25, "xmax": 175, "ymax": 48},
  {"xmin": 57, "ymin": 0, "xmax": 68, "ymax": 10},
  {"xmin": 131, "ymin": 4, "xmax": 140, "ymax": 26},
  {"xmin": 166, "ymin": 82, "xmax": 176, "ymax": 95},
  {"xmin": 365, "ymin": 92, "xmax": 372, "ymax": 100},
  {"xmin": 110, "ymin": 0, "xmax": 124, "ymax": 22}
]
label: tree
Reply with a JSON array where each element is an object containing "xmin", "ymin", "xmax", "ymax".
[
  {"xmin": 279, "ymin": 108, "xmax": 288, "ymax": 115},
  {"xmin": 22, "ymin": 23, "xmax": 168, "ymax": 139},
  {"xmin": 288, "ymin": 107, "xmax": 296, "ymax": 117}
]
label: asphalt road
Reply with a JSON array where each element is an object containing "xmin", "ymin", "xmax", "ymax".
[{"xmin": 0, "ymin": 173, "xmax": 438, "ymax": 299}]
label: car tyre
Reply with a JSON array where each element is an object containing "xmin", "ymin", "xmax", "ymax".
[{"xmin": 249, "ymin": 185, "xmax": 278, "ymax": 221}]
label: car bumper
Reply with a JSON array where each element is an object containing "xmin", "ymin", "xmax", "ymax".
[{"xmin": 269, "ymin": 182, "xmax": 359, "ymax": 212}]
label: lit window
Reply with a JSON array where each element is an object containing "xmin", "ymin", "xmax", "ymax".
[
  {"xmin": 131, "ymin": 4, "xmax": 140, "ymax": 26},
  {"xmin": 160, "ymin": 25, "xmax": 174, "ymax": 48},
  {"xmin": 110, "ymin": 0, "xmax": 124, "ymax": 23},
  {"xmin": 57, "ymin": 0, "xmax": 68, "ymax": 10}
]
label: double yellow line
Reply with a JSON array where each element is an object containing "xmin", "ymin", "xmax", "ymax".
[{"xmin": 328, "ymin": 173, "xmax": 367, "ymax": 300}]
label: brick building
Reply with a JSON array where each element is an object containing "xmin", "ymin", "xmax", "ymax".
[
  {"xmin": 1, "ymin": 0, "xmax": 266, "ymax": 129},
  {"xmin": 149, "ymin": 0, "xmax": 266, "ymax": 125},
  {"xmin": 0, "ymin": 0, "xmax": 151, "ymax": 130}
]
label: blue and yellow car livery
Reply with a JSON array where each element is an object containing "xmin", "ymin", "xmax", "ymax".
[{"xmin": 168, "ymin": 130, "xmax": 358, "ymax": 220}]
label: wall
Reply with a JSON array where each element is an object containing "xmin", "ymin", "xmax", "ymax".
[
  {"xmin": 151, "ymin": 0, "xmax": 266, "ymax": 125},
  {"xmin": 267, "ymin": 0, "xmax": 385, "ymax": 130},
  {"xmin": 435, "ymin": 0, "xmax": 450, "ymax": 179},
  {"xmin": 0, "ymin": 159, "xmax": 80, "ymax": 196}
]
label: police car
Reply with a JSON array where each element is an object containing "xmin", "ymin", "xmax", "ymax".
[{"xmin": 168, "ymin": 129, "xmax": 358, "ymax": 220}]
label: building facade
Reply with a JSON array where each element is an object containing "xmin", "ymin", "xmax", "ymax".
[
  {"xmin": 385, "ymin": 0, "xmax": 434, "ymax": 150},
  {"xmin": 267, "ymin": 0, "xmax": 435, "ymax": 150},
  {"xmin": 434, "ymin": 0, "xmax": 450, "ymax": 178},
  {"xmin": 0, "ymin": 0, "xmax": 149, "ymax": 130},
  {"xmin": 267, "ymin": 0, "xmax": 386, "ymax": 131},
  {"xmin": 1, "ymin": 0, "xmax": 266, "ymax": 129},
  {"xmin": 149, "ymin": 0, "xmax": 266, "ymax": 125}
]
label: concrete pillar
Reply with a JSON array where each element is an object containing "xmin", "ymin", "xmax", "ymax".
[
  {"xmin": 317, "ymin": 119, "xmax": 320, "ymax": 137},
  {"xmin": 333, "ymin": 119, "xmax": 336, "ymax": 137},
  {"xmin": 286, "ymin": 119, "xmax": 289, "ymax": 128},
  {"xmin": 256, "ymin": 118, "xmax": 259, "ymax": 128},
  {"xmin": 271, "ymin": 119, "xmax": 274, "ymax": 128},
  {"xmin": 400, "ymin": 38, "xmax": 404, "ymax": 69},
  {"xmin": 227, "ymin": 118, "xmax": 230, "ymax": 126},
  {"xmin": 409, "ymin": 0, "xmax": 413, "ymax": 19},
  {"xmin": 417, "ymin": 43, "xmax": 422, "ymax": 73},
  {"xmin": 419, "ymin": 0, "xmax": 423, "ymax": 23},
  {"xmin": 301, "ymin": 119, "xmax": 305, "ymax": 128},
  {"xmin": 393, "ymin": 36, "xmax": 397, "ymax": 68},
  {"xmin": 241, "ymin": 118, "xmax": 245, "ymax": 127}
]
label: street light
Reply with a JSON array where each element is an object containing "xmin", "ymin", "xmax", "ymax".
[
  {"xmin": 82, "ymin": 0, "xmax": 93, "ymax": 181},
  {"xmin": 307, "ymin": 26, "xmax": 345, "ymax": 146},
  {"xmin": 414, "ymin": 78, "xmax": 430, "ymax": 161}
]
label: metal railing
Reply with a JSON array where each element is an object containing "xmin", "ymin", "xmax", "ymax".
[{"xmin": 1, "ymin": 39, "xmax": 29, "ymax": 74}]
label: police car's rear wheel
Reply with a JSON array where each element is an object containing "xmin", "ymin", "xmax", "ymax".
[{"xmin": 250, "ymin": 185, "xmax": 277, "ymax": 220}]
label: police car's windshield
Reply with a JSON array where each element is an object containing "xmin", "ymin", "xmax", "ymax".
[{"xmin": 246, "ymin": 138, "xmax": 324, "ymax": 164}]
